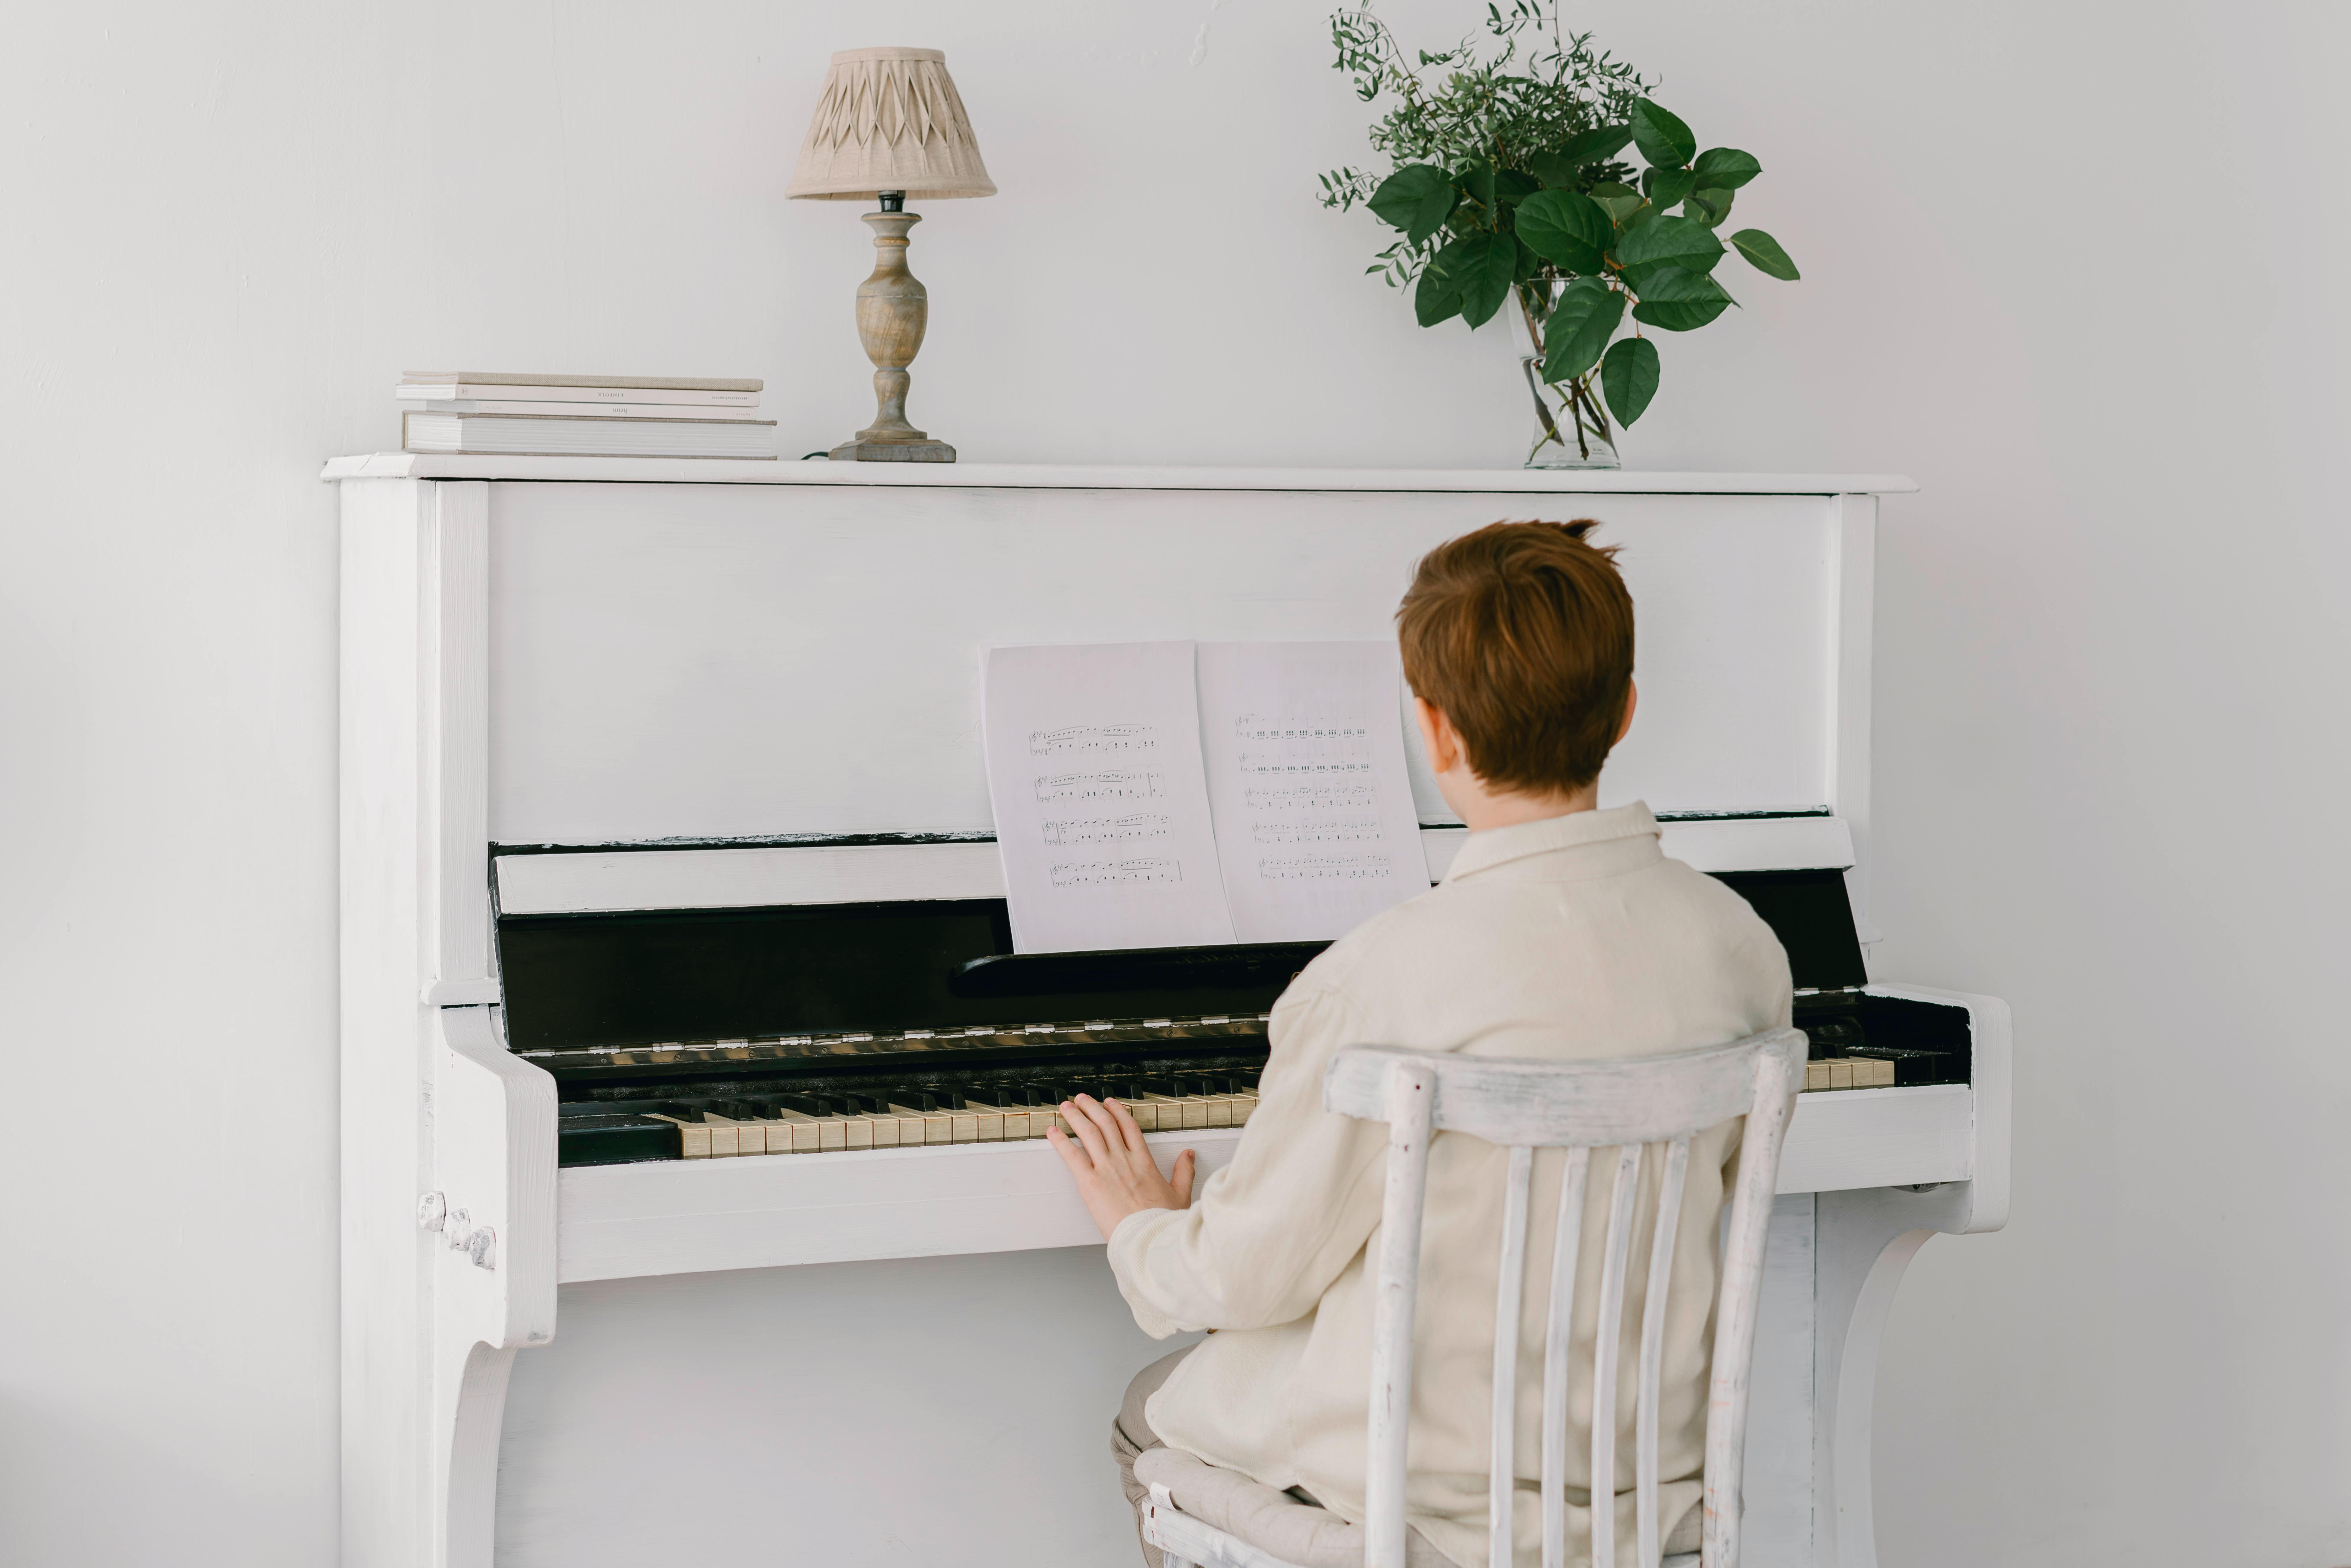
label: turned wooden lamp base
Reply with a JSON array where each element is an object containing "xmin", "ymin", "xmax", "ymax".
[
  {"xmin": 831, "ymin": 437, "xmax": 956, "ymax": 462},
  {"xmin": 832, "ymin": 200, "xmax": 958, "ymax": 464}
]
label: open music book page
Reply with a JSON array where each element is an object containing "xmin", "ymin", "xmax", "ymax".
[
  {"xmin": 983, "ymin": 643, "xmax": 1237, "ymax": 954},
  {"xmin": 1196, "ymin": 641, "xmax": 1428, "ymax": 944}
]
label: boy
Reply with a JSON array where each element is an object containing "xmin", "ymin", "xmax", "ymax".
[{"xmin": 1049, "ymin": 521, "xmax": 1792, "ymax": 1568}]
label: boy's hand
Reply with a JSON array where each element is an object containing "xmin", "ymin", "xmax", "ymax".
[{"xmin": 1048, "ymin": 1095, "xmax": 1196, "ymax": 1240}]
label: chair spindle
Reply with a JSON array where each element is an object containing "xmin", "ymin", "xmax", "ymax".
[
  {"xmin": 1539, "ymin": 1147, "xmax": 1592, "ymax": 1568},
  {"xmin": 1365, "ymin": 1061, "xmax": 1435, "ymax": 1568},
  {"xmin": 1588, "ymin": 1142, "xmax": 1645, "ymax": 1568},
  {"xmin": 1634, "ymin": 1136, "xmax": 1692, "ymax": 1567},
  {"xmin": 1488, "ymin": 1144, "xmax": 1535, "ymax": 1568}
]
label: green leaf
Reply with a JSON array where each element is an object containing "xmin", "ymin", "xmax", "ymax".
[
  {"xmin": 1645, "ymin": 167, "xmax": 1695, "ymax": 210},
  {"xmin": 1629, "ymin": 265, "xmax": 1736, "ymax": 331},
  {"xmin": 1523, "ymin": 151, "xmax": 1581, "ymax": 189},
  {"xmin": 1541, "ymin": 279, "xmax": 1626, "ymax": 383},
  {"xmin": 1451, "ymin": 230, "xmax": 1518, "ymax": 327},
  {"xmin": 1554, "ymin": 123, "xmax": 1634, "ymax": 168},
  {"xmin": 1684, "ymin": 188, "xmax": 1735, "ymax": 227},
  {"xmin": 1369, "ymin": 165, "xmax": 1460, "ymax": 246},
  {"xmin": 1730, "ymin": 228, "xmax": 1801, "ymax": 280},
  {"xmin": 1589, "ymin": 183, "xmax": 1646, "ymax": 223},
  {"xmin": 1619, "ymin": 201, "xmax": 1658, "ymax": 236},
  {"xmin": 1601, "ymin": 335, "xmax": 1661, "ymax": 425},
  {"xmin": 1629, "ymin": 99, "xmax": 1697, "ymax": 169},
  {"xmin": 1515, "ymin": 188, "xmax": 1614, "ymax": 274},
  {"xmin": 1614, "ymin": 215, "xmax": 1727, "ymax": 287},
  {"xmin": 1494, "ymin": 169, "xmax": 1540, "ymax": 207},
  {"xmin": 1455, "ymin": 158, "xmax": 1497, "ymax": 215},
  {"xmin": 1692, "ymin": 148, "xmax": 1762, "ymax": 190},
  {"xmin": 1414, "ymin": 256, "xmax": 1464, "ymax": 327}
]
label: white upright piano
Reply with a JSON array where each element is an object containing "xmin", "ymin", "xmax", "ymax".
[{"xmin": 330, "ymin": 457, "xmax": 2008, "ymax": 1568}]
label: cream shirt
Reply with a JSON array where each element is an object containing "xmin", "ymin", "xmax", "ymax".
[{"xmin": 1107, "ymin": 803, "xmax": 1793, "ymax": 1568}]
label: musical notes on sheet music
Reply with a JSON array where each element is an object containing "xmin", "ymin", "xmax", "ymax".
[
  {"xmin": 1196, "ymin": 642, "xmax": 1428, "ymax": 943},
  {"xmin": 1236, "ymin": 753, "xmax": 1375, "ymax": 779},
  {"xmin": 986, "ymin": 641, "xmax": 1424, "ymax": 951},
  {"xmin": 1232, "ymin": 716, "xmax": 1370, "ymax": 747},
  {"xmin": 984, "ymin": 643, "xmax": 1237, "ymax": 953},
  {"xmin": 1029, "ymin": 723, "xmax": 1158, "ymax": 757},
  {"xmin": 1249, "ymin": 816, "xmax": 1384, "ymax": 846},
  {"xmin": 1044, "ymin": 813, "xmax": 1173, "ymax": 846},
  {"xmin": 1256, "ymin": 853, "xmax": 1396, "ymax": 882},
  {"xmin": 1050, "ymin": 858, "xmax": 1183, "ymax": 888},
  {"xmin": 1034, "ymin": 769, "xmax": 1167, "ymax": 804},
  {"xmin": 1244, "ymin": 780, "xmax": 1380, "ymax": 811}
]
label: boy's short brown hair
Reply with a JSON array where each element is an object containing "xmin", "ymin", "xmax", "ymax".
[{"xmin": 1395, "ymin": 520, "xmax": 1635, "ymax": 795}]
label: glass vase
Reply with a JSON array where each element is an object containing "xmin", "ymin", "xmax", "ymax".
[
  {"xmin": 1518, "ymin": 357, "xmax": 1620, "ymax": 469},
  {"xmin": 1515, "ymin": 280, "xmax": 1620, "ymax": 469}
]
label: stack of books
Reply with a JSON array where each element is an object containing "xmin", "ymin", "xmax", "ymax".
[{"xmin": 397, "ymin": 372, "xmax": 777, "ymax": 459}]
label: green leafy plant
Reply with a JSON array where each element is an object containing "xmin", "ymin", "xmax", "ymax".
[{"xmin": 1319, "ymin": 2, "xmax": 1800, "ymax": 462}]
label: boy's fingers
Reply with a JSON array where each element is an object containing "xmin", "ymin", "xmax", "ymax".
[
  {"xmin": 1060, "ymin": 1100, "xmax": 1111, "ymax": 1164},
  {"xmin": 1105, "ymin": 1097, "xmax": 1148, "ymax": 1157},
  {"xmin": 1073, "ymin": 1094, "xmax": 1128, "ymax": 1150},
  {"xmin": 1045, "ymin": 1124, "xmax": 1091, "ymax": 1176}
]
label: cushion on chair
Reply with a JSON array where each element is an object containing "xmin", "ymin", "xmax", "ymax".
[
  {"xmin": 1136, "ymin": 1446, "xmax": 1703, "ymax": 1568},
  {"xmin": 1135, "ymin": 1446, "xmax": 1457, "ymax": 1568}
]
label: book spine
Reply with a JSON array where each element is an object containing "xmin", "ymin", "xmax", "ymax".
[
  {"xmin": 416, "ymin": 400, "xmax": 769, "ymax": 421},
  {"xmin": 396, "ymin": 383, "xmax": 761, "ymax": 407},
  {"xmin": 402, "ymin": 412, "xmax": 778, "ymax": 457}
]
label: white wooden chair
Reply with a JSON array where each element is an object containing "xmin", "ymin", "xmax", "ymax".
[{"xmin": 1141, "ymin": 1027, "xmax": 1807, "ymax": 1568}]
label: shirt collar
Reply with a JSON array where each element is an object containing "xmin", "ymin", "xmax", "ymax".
[{"xmin": 1441, "ymin": 801, "xmax": 1664, "ymax": 882}]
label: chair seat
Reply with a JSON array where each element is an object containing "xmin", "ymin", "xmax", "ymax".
[
  {"xmin": 1138, "ymin": 1448, "xmax": 1452, "ymax": 1568},
  {"xmin": 1138, "ymin": 1447, "xmax": 1700, "ymax": 1568}
]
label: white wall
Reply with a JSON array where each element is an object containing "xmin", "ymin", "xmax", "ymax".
[{"xmin": 2, "ymin": 2, "xmax": 2345, "ymax": 1566}]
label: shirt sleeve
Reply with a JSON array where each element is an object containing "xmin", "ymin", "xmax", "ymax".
[{"xmin": 1105, "ymin": 983, "xmax": 1392, "ymax": 1339}]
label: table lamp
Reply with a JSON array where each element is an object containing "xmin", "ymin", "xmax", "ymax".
[{"xmin": 788, "ymin": 47, "xmax": 996, "ymax": 463}]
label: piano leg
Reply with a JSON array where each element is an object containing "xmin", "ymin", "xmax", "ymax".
[
  {"xmin": 1811, "ymin": 1182, "xmax": 1988, "ymax": 1568},
  {"xmin": 425, "ymin": 1007, "xmax": 559, "ymax": 1568},
  {"xmin": 437, "ymin": 1339, "xmax": 520, "ymax": 1568}
]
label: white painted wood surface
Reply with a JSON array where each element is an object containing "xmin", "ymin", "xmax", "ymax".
[
  {"xmin": 1741, "ymin": 1198, "xmax": 1819, "ymax": 1565},
  {"xmin": 1766, "ymin": 1084, "xmax": 1972, "ymax": 1194},
  {"xmin": 1363, "ymin": 1063, "xmax": 1436, "ymax": 1568},
  {"xmin": 1824, "ymin": 496, "xmax": 1880, "ymax": 941},
  {"xmin": 483, "ymin": 483, "xmax": 1854, "ymax": 843},
  {"xmin": 325, "ymin": 453, "xmax": 1916, "ymax": 495},
  {"xmin": 492, "ymin": 815, "xmax": 1855, "ymax": 915},
  {"xmin": 550, "ymin": 1070, "xmax": 1977, "ymax": 1284},
  {"xmin": 430, "ymin": 1007, "xmax": 557, "ymax": 1568},
  {"xmin": 340, "ymin": 476, "xmax": 437, "ymax": 1568}
]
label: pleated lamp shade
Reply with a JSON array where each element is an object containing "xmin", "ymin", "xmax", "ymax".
[{"xmin": 787, "ymin": 48, "xmax": 997, "ymax": 201}]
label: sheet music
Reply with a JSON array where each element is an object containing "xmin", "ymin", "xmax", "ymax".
[
  {"xmin": 983, "ymin": 643, "xmax": 1236, "ymax": 954},
  {"xmin": 1195, "ymin": 641, "xmax": 1428, "ymax": 943}
]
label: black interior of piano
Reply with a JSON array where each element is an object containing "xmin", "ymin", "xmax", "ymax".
[
  {"xmin": 497, "ymin": 862, "xmax": 1968, "ymax": 1165},
  {"xmin": 496, "ymin": 900, "xmax": 1316, "ymax": 1051}
]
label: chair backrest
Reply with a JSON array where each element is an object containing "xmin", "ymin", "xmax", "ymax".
[{"xmin": 1321, "ymin": 1028, "xmax": 1805, "ymax": 1568}]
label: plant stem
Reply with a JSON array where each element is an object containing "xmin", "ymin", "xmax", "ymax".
[{"xmin": 1521, "ymin": 356, "xmax": 1566, "ymax": 456}]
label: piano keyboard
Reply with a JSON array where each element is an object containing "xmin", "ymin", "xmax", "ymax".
[
  {"xmin": 552, "ymin": 1044, "xmax": 1913, "ymax": 1166},
  {"xmin": 1806, "ymin": 1057, "xmax": 1895, "ymax": 1091},
  {"xmin": 567, "ymin": 1072, "xmax": 1261, "ymax": 1161}
]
